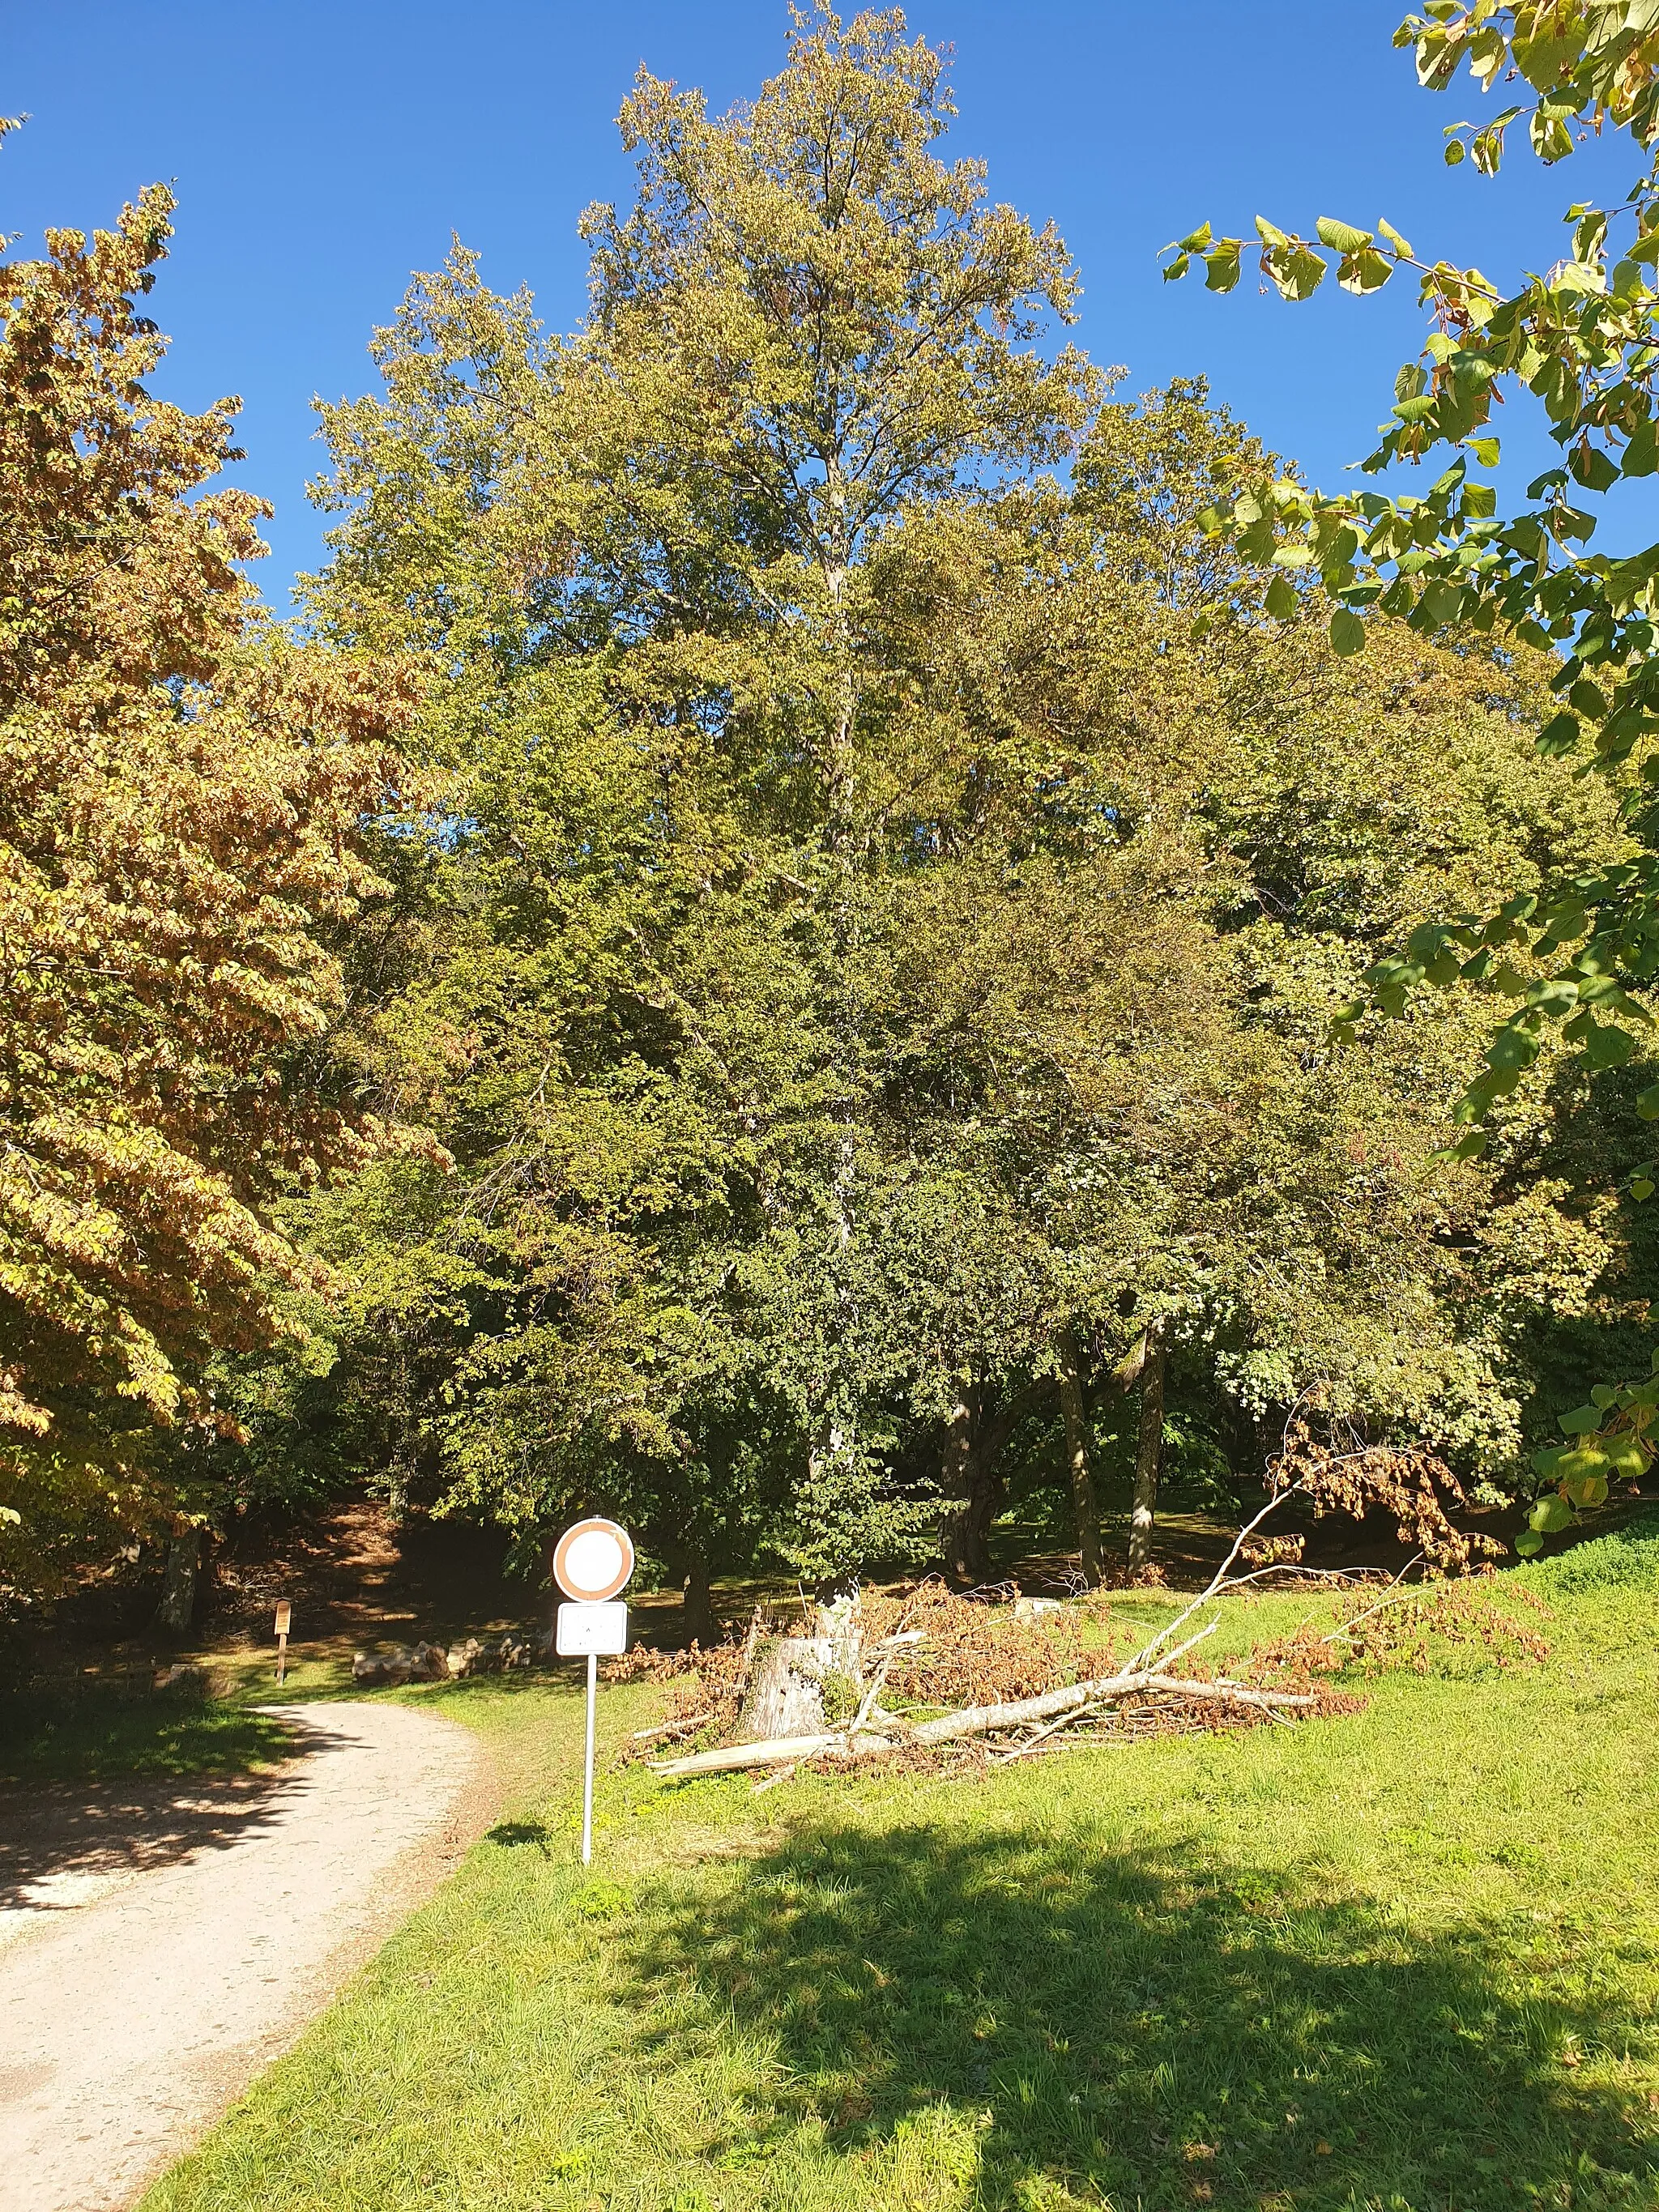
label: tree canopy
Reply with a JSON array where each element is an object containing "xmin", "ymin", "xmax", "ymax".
[
  {"xmin": 0, "ymin": 143, "xmax": 417, "ymax": 1599},
  {"xmin": 1164, "ymin": 0, "xmax": 1659, "ymax": 1548},
  {"xmin": 6, "ymin": 10, "xmax": 1653, "ymax": 1624}
]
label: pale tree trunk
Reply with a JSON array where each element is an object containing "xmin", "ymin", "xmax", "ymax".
[
  {"xmin": 939, "ymin": 1394, "xmax": 977, "ymax": 1583},
  {"xmin": 737, "ymin": 1604, "xmax": 864, "ymax": 1741},
  {"xmin": 1125, "ymin": 1321, "xmax": 1168, "ymax": 1580},
  {"xmin": 1057, "ymin": 1329, "xmax": 1102, "ymax": 1588},
  {"xmin": 153, "ymin": 1530, "xmax": 200, "ymax": 1639},
  {"xmin": 807, "ymin": 447, "xmax": 868, "ymax": 1549}
]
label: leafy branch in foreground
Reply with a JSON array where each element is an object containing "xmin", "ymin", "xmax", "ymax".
[{"xmin": 1165, "ymin": 2, "xmax": 1659, "ymax": 1538}]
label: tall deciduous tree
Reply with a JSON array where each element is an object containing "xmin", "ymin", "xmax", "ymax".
[
  {"xmin": 294, "ymin": 11, "xmax": 1648, "ymax": 1604},
  {"xmin": 0, "ymin": 147, "xmax": 416, "ymax": 1600}
]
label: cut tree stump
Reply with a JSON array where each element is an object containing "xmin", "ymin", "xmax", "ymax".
[{"xmin": 736, "ymin": 1606, "xmax": 863, "ymax": 1740}]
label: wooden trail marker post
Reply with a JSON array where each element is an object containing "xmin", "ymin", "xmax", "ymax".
[
  {"xmin": 552, "ymin": 1519, "xmax": 634, "ymax": 1866},
  {"xmin": 274, "ymin": 1600, "xmax": 292, "ymax": 1685}
]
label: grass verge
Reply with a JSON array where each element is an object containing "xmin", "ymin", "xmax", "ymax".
[
  {"xmin": 144, "ymin": 1519, "xmax": 1659, "ymax": 2211},
  {"xmin": 0, "ymin": 1684, "xmax": 294, "ymax": 1787}
]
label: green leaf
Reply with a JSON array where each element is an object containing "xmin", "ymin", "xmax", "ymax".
[
  {"xmin": 1580, "ymin": 1021, "xmax": 1637, "ymax": 1068},
  {"xmin": 1514, "ymin": 1530, "xmax": 1546, "ymax": 1558},
  {"xmin": 1486, "ymin": 1028, "xmax": 1537, "ymax": 1070},
  {"xmin": 1265, "ymin": 573, "xmax": 1298, "ymax": 620},
  {"xmin": 1328, "ymin": 608, "xmax": 1366, "ymax": 656},
  {"xmin": 1340, "ymin": 246, "xmax": 1396, "ymax": 296},
  {"xmin": 1620, "ymin": 420, "xmax": 1659, "ymax": 478},
  {"xmin": 1529, "ymin": 1495, "xmax": 1575, "ymax": 1533},
  {"xmin": 1439, "ymin": 1129, "xmax": 1489, "ymax": 1161},
  {"xmin": 1632, "ymin": 1176, "xmax": 1655, "ymax": 1200},
  {"xmin": 1162, "ymin": 254, "xmax": 1190, "ymax": 283},
  {"xmin": 1637, "ymin": 1082, "xmax": 1659, "ymax": 1121},
  {"xmin": 1316, "ymin": 216, "xmax": 1374, "ymax": 254},
  {"xmin": 1263, "ymin": 241, "xmax": 1328, "ymax": 301},
  {"xmin": 1569, "ymin": 442, "xmax": 1620, "ymax": 492},
  {"xmin": 1378, "ymin": 216, "xmax": 1415, "ymax": 259},
  {"xmin": 1557, "ymin": 1404, "xmax": 1604, "ymax": 1434},
  {"xmin": 1559, "ymin": 1473, "xmax": 1609, "ymax": 1509},
  {"xmin": 1536, "ymin": 711, "xmax": 1580, "ymax": 757},
  {"xmin": 1204, "ymin": 243, "xmax": 1243, "ymax": 293},
  {"xmin": 1468, "ymin": 436, "xmax": 1501, "ymax": 465},
  {"xmin": 1603, "ymin": 1433, "xmax": 1649, "ymax": 1478},
  {"xmin": 1555, "ymin": 1447, "xmax": 1610, "ymax": 1480}
]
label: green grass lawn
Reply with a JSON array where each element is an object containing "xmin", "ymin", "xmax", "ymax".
[
  {"xmin": 139, "ymin": 1520, "xmax": 1659, "ymax": 2212},
  {"xmin": 0, "ymin": 1683, "xmax": 294, "ymax": 1786}
]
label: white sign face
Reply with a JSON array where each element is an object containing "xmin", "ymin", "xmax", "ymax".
[
  {"xmin": 555, "ymin": 1600, "xmax": 629, "ymax": 1657},
  {"xmin": 552, "ymin": 1517, "xmax": 634, "ymax": 1602}
]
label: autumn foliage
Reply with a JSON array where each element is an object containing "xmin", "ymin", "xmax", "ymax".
[{"xmin": 0, "ymin": 140, "xmax": 416, "ymax": 1588}]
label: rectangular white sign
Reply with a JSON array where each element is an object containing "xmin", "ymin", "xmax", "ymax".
[{"xmin": 556, "ymin": 1600, "xmax": 629, "ymax": 1657}]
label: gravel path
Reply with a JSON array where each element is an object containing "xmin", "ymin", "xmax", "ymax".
[{"xmin": 0, "ymin": 1701, "xmax": 491, "ymax": 2212}]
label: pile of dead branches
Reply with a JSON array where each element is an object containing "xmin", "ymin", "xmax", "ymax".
[
  {"xmin": 638, "ymin": 1496, "xmax": 1349, "ymax": 1784},
  {"xmin": 624, "ymin": 1450, "xmax": 1549, "ymax": 1786}
]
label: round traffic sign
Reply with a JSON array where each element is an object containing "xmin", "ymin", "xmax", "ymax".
[{"xmin": 552, "ymin": 1517, "xmax": 634, "ymax": 1602}]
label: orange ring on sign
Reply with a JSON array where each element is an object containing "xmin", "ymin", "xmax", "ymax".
[{"xmin": 552, "ymin": 1517, "xmax": 635, "ymax": 1602}]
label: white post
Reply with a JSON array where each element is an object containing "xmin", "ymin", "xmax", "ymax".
[{"xmin": 582, "ymin": 1647, "xmax": 598, "ymax": 1867}]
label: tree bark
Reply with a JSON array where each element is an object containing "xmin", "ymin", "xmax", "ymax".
[
  {"xmin": 153, "ymin": 1529, "xmax": 200, "ymax": 1639},
  {"xmin": 938, "ymin": 1381, "xmax": 1049, "ymax": 1585},
  {"xmin": 1057, "ymin": 1329, "xmax": 1102, "ymax": 1588},
  {"xmin": 737, "ymin": 1605, "xmax": 863, "ymax": 1741},
  {"xmin": 938, "ymin": 1394, "xmax": 981, "ymax": 1583},
  {"xmin": 1125, "ymin": 1321, "xmax": 1167, "ymax": 1580},
  {"xmin": 680, "ymin": 1544, "xmax": 716, "ymax": 1649}
]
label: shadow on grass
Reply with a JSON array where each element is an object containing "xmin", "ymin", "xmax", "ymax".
[
  {"xmin": 625, "ymin": 1815, "xmax": 1659, "ymax": 2211},
  {"xmin": 484, "ymin": 1820, "xmax": 552, "ymax": 1852},
  {"xmin": 0, "ymin": 1685, "xmax": 294, "ymax": 1788}
]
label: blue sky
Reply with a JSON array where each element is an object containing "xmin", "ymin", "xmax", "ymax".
[{"xmin": 2, "ymin": 2, "xmax": 1647, "ymax": 600}]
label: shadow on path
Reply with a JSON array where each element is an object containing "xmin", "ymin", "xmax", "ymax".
[{"xmin": 0, "ymin": 1711, "xmax": 306, "ymax": 1912}]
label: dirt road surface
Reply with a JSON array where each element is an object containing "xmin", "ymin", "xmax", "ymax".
[{"xmin": 0, "ymin": 1701, "xmax": 490, "ymax": 2212}]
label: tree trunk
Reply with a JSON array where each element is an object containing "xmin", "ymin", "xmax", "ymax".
[
  {"xmin": 940, "ymin": 1401, "xmax": 1004, "ymax": 1587},
  {"xmin": 737, "ymin": 1605, "xmax": 863, "ymax": 1741},
  {"xmin": 939, "ymin": 1394, "xmax": 981, "ymax": 1583},
  {"xmin": 1058, "ymin": 1329, "xmax": 1102, "ymax": 1588},
  {"xmin": 153, "ymin": 1529, "xmax": 200, "ymax": 1639},
  {"xmin": 939, "ymin": 1379, "xmax": 1053, "ymax": 1586},
  {"xmin": 680, "ymin": 1545, "xmax": 716, "ymax": 1649},
  {"xmin": 1125, "ymin": 1321, "xmax": 1167, "ymax": 1580}
]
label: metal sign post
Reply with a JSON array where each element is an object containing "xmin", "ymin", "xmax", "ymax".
[
  {"xmin": 274, "ymin": 1600, "xmax": 292, "ymax": 1685},
  {"xmin": 550, "ymin": 1519, "xmax": 635, "ymax": 1867},
  {"xmin": 583, "ymin": 1649, "xmax": 597, "ymax": 1863}
]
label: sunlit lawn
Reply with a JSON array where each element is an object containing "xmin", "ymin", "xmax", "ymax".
[{"xmin": 135, "ymin": 1518, "xmax": 1659, "ymax": 2212}]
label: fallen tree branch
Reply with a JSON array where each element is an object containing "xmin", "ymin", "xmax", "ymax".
[
  {"xmin": 1129, "ymin": 1479, "xmax": 1305, "ymax": 1672},
  {"xmin": 629, "ymin": 1710, "xmax": 714, "ymax": 1745},
  {"xmin": 909, "ymin": 1669, "xmax": 1313, "ymax": 1746},
  {"xmin": 649, "ymin": 1671, "xmax": 1313, "ymax": 1778},
  {"xmin": 650, "ymin": 1728, "xmax": 895, "ymax": 1778},
  {"xmin": 751, "ymin": 1762, "xmax": 799, "ymax": 1796}
]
